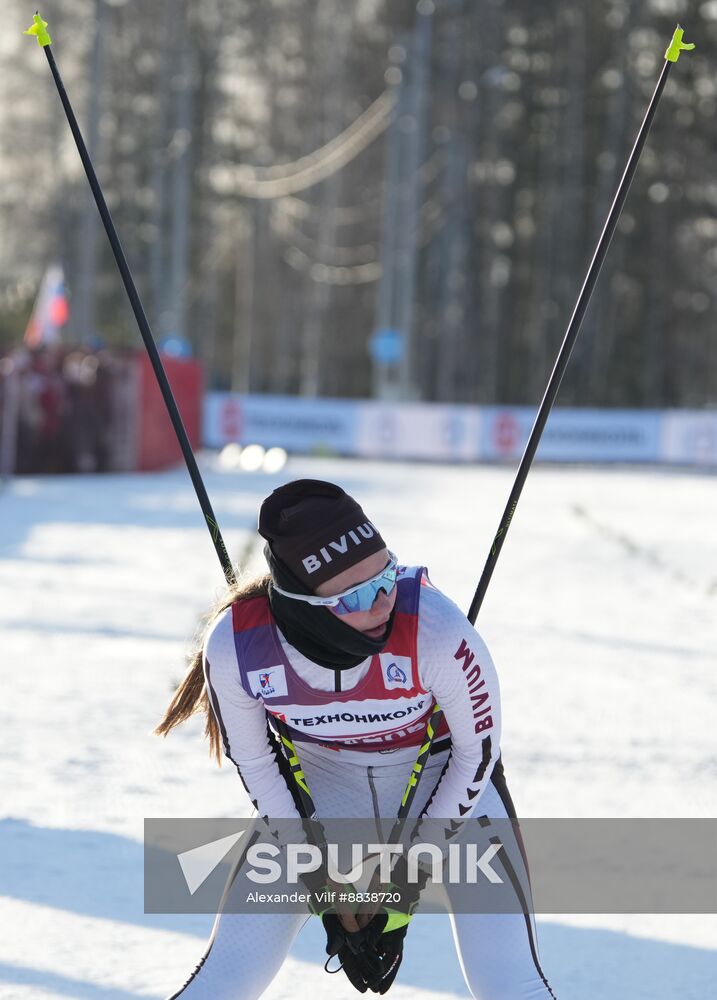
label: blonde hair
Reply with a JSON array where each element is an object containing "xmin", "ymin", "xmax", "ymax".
[{"xmin": 154, "ymin": 574, "xmax": 270, "ymax": 763}]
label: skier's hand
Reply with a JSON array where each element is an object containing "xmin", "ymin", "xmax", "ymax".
[
  {"xmin": 305, "ymin": 870, "xmax": 366, "ymax": 988},
  {"xmin": 337, "ymin": 907, "xmax": 361, "ymax": 933},
  {"xmin": 306, "ymin": 872, "xmax": 360, "ymax": 931},
  {"xmin": 322, "ymin": 907, "xmax": 412, "ymax": 993},
  {"xmin": 339, "ymin": 914, "xmax": 408, "ymax": 994},
  {"xmin": 356, "ymin": 853, "xmax": 427, "ymax": 928},
  {"xmin": 323, "ymin": 915, "xmax": 387, "ymax": 993},
  {"xmin": 369, "ymin": 917, "xmax": 409, "ymax": 994},
  {"xmin": 352, "ymin": 855, "xmax": 429, "ymax": 991}
]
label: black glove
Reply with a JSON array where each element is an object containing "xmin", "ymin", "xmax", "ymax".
[
  {"xmin": 357, "ymin": 853, "xmax": 430, "ymax": 994},
  {"xmin": 323, "ymin": 914, "xmax": 388, "ymax": 993},
  {"xmin": 330, "ymin": 913, "xmax": 408, "ymax": 995},
  {"xmin": 311, "ymin": 855, "xmax": 428, "ymax": 994},
  {"xmin": 303, "ymin": 870, "xmax": 378, "ymax": 994},
  {"xmin": 370, "ymin": 917, "xmax": 408, "ymax": 994}
]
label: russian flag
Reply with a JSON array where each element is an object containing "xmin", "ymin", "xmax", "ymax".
[{"xmin": 24, "ymin": 264, "xmax": 70, "ymax": 349}]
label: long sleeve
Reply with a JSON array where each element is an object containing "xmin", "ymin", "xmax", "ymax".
[
  {"xmin": 202, "ymin": 579, "xmax": 502, "ymax": 824},
  {"xmin": 416, "ymin": 579, "xmax": 502, "ymax": 819},
  {"xmin": 203, "ymin": 608, "xmax": 303, "ymax": 820}
]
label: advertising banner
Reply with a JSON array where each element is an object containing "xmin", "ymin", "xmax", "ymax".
[
  {"xmin": 203, "ymin": 393, "xmax": 715, "ymax": 467},
  {"xmin": 660, "ymin": 410, "xmax": 717, "ymax": 467},
  {"xmin": 354, "ymin": 402, "xmax": 481, "ymax": 462},
  {"xmin": 204, "ymin": 393, "xmax": 358, "ymax": 454},
  {"xmin": 480, "ymin": 407, "xmax": 662, "ymax": 463}
]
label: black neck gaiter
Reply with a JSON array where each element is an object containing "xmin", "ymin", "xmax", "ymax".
[{"xmin": 265, "ymin": 545, "xmax": 396, "ymax": 670}]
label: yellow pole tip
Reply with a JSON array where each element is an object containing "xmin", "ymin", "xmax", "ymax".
[
  {"xmin": 23, "ymin": 12, "xmax": 51, "ymax": 47},
  {"xmin": 665, "ymin": 25, "xmax": 695, "ymax": 62}
]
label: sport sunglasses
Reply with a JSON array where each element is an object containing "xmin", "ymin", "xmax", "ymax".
[{"xmin": 273, "ymin": 552, "xmax": 398, "ymax": 615}]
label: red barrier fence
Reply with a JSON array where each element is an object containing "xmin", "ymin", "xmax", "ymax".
[
  {"xmin": 0, "ymin": 346, "xmax": 203, "ymax": 474},
  {"xmin": 135, "ymin": 352, "xmax": 202, "ymax": 471}
]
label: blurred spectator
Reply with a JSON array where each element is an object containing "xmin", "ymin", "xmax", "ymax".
[
  {"xmin": 1, "ymin": 343, "xmax": 118, "ymax": 474},
  {"xmin": 62, "ymin": 350, "xmax": 113, "ymax": 472},
  {"xmin": 1, "ymin": 341, "xmax": 199, "ymax": 475}
]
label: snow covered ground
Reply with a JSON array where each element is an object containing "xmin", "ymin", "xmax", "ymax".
[{"xmin": 1, "ymin": 456, "xmax": 715, "ymax": 999}]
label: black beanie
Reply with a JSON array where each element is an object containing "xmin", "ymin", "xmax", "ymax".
[{"xmin": 258, "ymin": 479, "xmax": 387, "ymax": 589}]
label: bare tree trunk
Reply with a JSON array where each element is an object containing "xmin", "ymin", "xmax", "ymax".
[
  {"xmin": 232, "ymin": 205, "xmax": 256, "ymax": 392},
  {"xmin": 373, "ymin": 52, "xmax": 405, "ymax": 401},
  {"xmin": 586, "ymin": 3, "xmax": 632, "ymax": 403},
  {"xmin": 166, "ymin": 0, "xmax": 194, "ymax": 342},
  {"xmin": 553, "ymin": 4, "xmax": 586, "ymax": 403},
  {"xmin": 474, "ymin": 0, "xmax": 508, "ymax": 404},
  {"xmin": 644, "ymin": 194, "xmax": 667, "ymax": 405},
  {"xmin": 75, "ymin": 0, "xmax": 106, "ymax": 345},
  {"xmin": 149, "ymin": 0, "xmax": 175, "ymax": 330},
  {"xmin": 299, "ymin": 0, "xmax": 351, "ymax": 397},
  {"xmin": 396, "ymin": 2, "xmax": 432, "ymax": 401}
]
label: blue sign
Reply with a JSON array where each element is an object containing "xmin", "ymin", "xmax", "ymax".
[
  {"xmin": 159, "ymin": 335, "xmax": 193, "ymax": 358},
  {"xmin": 369, "ymin": 328, "xmax": 403, "ymax": 365}
]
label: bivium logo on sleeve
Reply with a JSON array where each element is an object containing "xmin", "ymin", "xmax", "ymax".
[
  {"xmin": 379, "ymin": 653, "xmax": 413, "ymax": 690},
  {"xmin": 247, "ymin": 665, "xmax": 288, "ymax": 699}
]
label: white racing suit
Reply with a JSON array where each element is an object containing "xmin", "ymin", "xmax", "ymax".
[{"xmin": 168, "ymin": 569, "xmax": 556, "ymax": 999}]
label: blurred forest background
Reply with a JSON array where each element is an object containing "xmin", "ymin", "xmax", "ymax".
[{"xmin": 1, "ymin": 0, "xmax": 716, "ymax": 407}]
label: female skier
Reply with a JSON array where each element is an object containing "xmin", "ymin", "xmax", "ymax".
[{"xmin": 157, "ymin": 479, "xmax": 555, "ymax": 998}]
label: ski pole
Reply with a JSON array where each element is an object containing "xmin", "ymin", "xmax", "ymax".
[
  {"xmin": 23, "ymin": 13, "xmax": 233, "ymax": 581},
  {"xmin": 398, "ymin": 25, "xmax": 695, "ymax": 812},
  {"xmin": 24, "ymin": 12, "xmax": 420, "ymax": 840},
  {"xmin": 467, "ymin": 24, "xmax": 694, "ymax": 626},
  {"xmin": 22, "ymin": 12, "xmax": 325, "ymax": 823},
  {"xmin": 23, "ymin": 11, "xmax": 451, "ymax": 839}
]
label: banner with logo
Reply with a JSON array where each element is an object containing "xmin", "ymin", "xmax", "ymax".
[
  {"xmin": 660, "ymin": 410, "xmax": 717, "ymax": 466},
  {"xmin": 203, "ymin": 393, "xmax": 715, "ymax": 467},
  {"xmin": 354, "ymin": 402, "xmax": 481, "ymax": 462},
  {"xmin": 480, "ymin": 407, "xmax": 662, "ymax": 463},
  {"xmin": 204, "ymin": 393, "xmax": 358, "ymax": 454}
]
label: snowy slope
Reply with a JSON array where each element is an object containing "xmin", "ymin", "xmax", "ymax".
[{"xmin": 1, "ymin": 457, "xmax": 715, "ymax": 999}]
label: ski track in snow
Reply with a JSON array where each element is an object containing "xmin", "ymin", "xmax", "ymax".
[{"xmin": 1, "ymin": 456, "xmax": 715, "ymax": 1000}]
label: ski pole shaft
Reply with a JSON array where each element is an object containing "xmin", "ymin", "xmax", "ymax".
[
  {"xmin": 25, "ymin": 14, "xmax": 234, "ymax": 583},
  {"xmin": 25, "ymin": 12, "xmax": 325, "ymax": 821},
  {"xmin": 467, "ymin": 25, "xmax": 693, "ymax": 626},
  {"xmin": 403, "ymin": 26, "xmax": 693, "ymax": 825}
]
